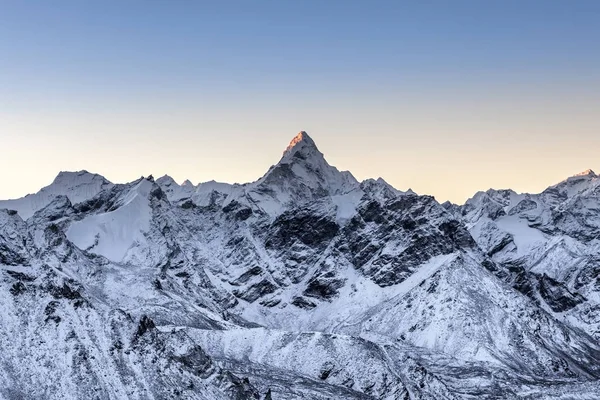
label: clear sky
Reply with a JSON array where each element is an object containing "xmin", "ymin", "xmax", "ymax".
[{"xmin": 1, "ymin": 0, "xmax": 599, "ymax": 203}]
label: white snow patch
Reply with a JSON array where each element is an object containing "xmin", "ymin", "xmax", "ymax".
[
  {"xmin": 495, "ymin": 216, "xmax": 547, "ymax": 256},
  {"xmin": 67, "ymin": 179, "xmax": 153, "ymax": 262}
]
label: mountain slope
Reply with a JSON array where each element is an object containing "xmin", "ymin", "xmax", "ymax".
[{"xmin": 2, "ymin": 132, "xmax": 600, "ymax": 399}]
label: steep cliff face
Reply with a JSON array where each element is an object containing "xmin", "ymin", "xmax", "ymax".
[
  {"xmin": 0, "ymin": 209, "xmax": 29, "ymax": 266},
  {"xmin": 2, "ymin": 133, "xmax": 600, "ymax": 399}
]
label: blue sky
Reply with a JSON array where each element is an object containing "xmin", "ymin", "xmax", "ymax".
[{"xmin": 1, "ymin": 1, "xmax": 600, "ymax": 202}]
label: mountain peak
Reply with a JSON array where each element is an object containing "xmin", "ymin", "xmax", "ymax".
[
  {"xmin": 156, "ymin": 175, "xmax": 176, "ymax": 185},
  {"xmin": 282, "ymin": 131, "xmax": 317, "ymax": 157},
  {"xmin": 573, "ymin": 169, "xmax": 597, "ymax": 178},
  {"xmin": 50, "ymin": 171, "xmax": 112, "ymax": 193},
  {"xmin": 52, "ymin": 170, "xmax": 101, "ymax": 184},
  {"xmin": 0, "ymin": 170, "xmax": 112, "ymax": 219},
  {"xmin": 248, "ymin": 131, "xmax": 359, "ymax": 214}
]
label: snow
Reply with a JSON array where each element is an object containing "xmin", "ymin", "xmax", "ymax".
[
  {"xmin": 192, "ymin": 180, "xmax": 242, "ymax": 207},
  {"xmin": 495, "ymin": 215, "xmax": 547, "ymax": 256},
  {"xmin": 0, "ymin": 170, "xmax": 112, "ymax": 220},
  {"xmin": 66, "ymin": 179, "xmax": 153, "ymax": 262},
  {"xmin": 330, "ymin": 190, "xmax": 363, "ymax": 223}
]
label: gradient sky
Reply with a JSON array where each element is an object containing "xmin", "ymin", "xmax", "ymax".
[{"xmin": 1, "ymin": 1, "xmax": 599, "ymax": 203}]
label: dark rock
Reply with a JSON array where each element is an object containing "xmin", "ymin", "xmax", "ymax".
[
  {"xmin": 150, "ymin": 186, "xmax": 165, "ymax": 200},
  {"xmin": 180, "ymin": 199, "xmax": 196, "ymax": 209},
  {"xmin": 509, "ymin": 199, "xmax": 538, "ymax": 215},
  {"xmin": 222, "ymin": 200, "xmax": 241, "ymax": 213},
  {"xmin": 235, "ymin": 208, "xmax": 252, "ymax": 220},
  {"xmin": 233, "ymin": 266, "xmax": 263, "ymax": 285},
  {"xmin": 110, "ymin": 340, "xmax": 123, "ymax": 352},
  {"xmin": 481, "ymin": 259, "xmax": 497, "ymax": 272},
  {"xmin": 5, "ymin": 270, "xmax": 35, "ymax": 282},
  {"xmin": 399, "ymin": 218, "xmax": 417, "ymax": 230},
  {"xmin": 9, "ymin": 281, "xmax": 26, "ymax": 296},
  {"xmin": 264, "ymin": 388, "xmax": 273, "ymax": 400},
  {"xmin": 49, "ymin": 282, "xmax": 85, "ymax": 305},
  {"xmin": 224, "ymin": 372, "xmax": 260, "ymax": 400},
  {"xmin": 487, "ymin": 235, "xmax": 513, "ymax": 257},
  {"xmin": 173, "ymin": 345, "xmax": 212, "ymax": 378},
  {"xmin": 574, "ymin": 261, "xmax": 600, "ymax": 290},
  {"xmin": 438, "ymin": 220, "xmax": 476, "ymax": 248},
  {"xmin": 0, "ymin": 243, "xmax": 29, "ymax": 266},
  {"xmin": 32, "ymin": 195, "xmax": 72, "ymax": 221},
  {"xmin": 259, "ymin": 298, "xmax": 281, "ymax": 307},
  {"xmin": 360, "ymin": 200, "xmax": 386, "ymax": 224},
  {"xmin": 539, "ymin": 274, "xmax": 586, "ymax": 312},
  {"xmin": 233, "ymin": 279, "xmax": 277, "ymax": 303},
  {"xmin": 135, "ymin": 315, "xmax": 156, "ymax": 338},
  {"xmin": 303, "ymin": 273, "xmax": 345, "ymax": 300},
  {"xmin": 291, "ymin": 296, "xmax": 317, "ymax": 309},
  {"xmin": 265, "ymin": 210, "xmax": 339, "ymax": 249},
  {"xmin": 44, "ymin": 301, "xmax": 61, "ymax": 324},
  {"xmin": 319, "ymin": 362, "xmax": 334, "ymax": 380}
]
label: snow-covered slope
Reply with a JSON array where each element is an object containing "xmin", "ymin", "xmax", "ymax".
[
  {"xmin": 2, "ymin": 132, "xmax": 600, "ymax": 399},
  {"xmin": 66, "ymin": 178, "xmax": 155, "ymax": 263}
]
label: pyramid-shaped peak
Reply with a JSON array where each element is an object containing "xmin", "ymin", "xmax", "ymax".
[
  {"xmin": 181, "ymin": 179, "xmax": 194, "ymax": 187},
  {"xmin": 573, "ymin": 169, "xmax": 597, "ymax": 178},
  {"xmin": 252, "ymin": 131, "xmax": 359, "ymax": 204},
  {"xmin": 283, "ymin": 131, "xmax": 318, "ymax": 157},
  {"xmin": 156, "ymin": 175, "xmax": 176, "ymax": 184}
]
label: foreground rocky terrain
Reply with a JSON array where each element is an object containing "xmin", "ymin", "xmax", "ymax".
[{"xmin": 1, "ymin": 132, "xmax": 600, "ymax": 399}]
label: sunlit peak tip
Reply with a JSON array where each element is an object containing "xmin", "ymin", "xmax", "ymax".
[
  {"xmin": 574, "ymin": 169, "xmax": 597, "ymax": 177},
  {"xmin": 284, "ymin": 131, "xmax": 315, "ymax": 154}
]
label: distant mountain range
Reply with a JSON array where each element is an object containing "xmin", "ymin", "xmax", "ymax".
[{"xmin": 1, "ymin": 131, "xmax": 600, "ymax": 399}]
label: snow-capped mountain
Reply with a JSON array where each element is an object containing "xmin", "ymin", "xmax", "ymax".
[
  {"xmin": 0, "ymin": 170, "xmax": 113, "ymax": 220},
  {"xmin": 458, "ymin": 168, "xmax": 600, "ymax": 344},
  {"xmin": 249, "ymin": 131, "xmax": 360, "ymax": 216},
  {"xmin": 2, "ymin": 132, "xmax": 600, "ymax": 399}
]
